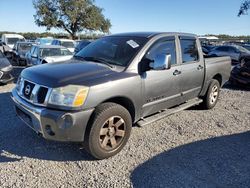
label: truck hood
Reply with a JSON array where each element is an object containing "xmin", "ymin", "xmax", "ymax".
[{"xmin": 21, "ymin": 59, "xmax": 118, "ymax": 88}]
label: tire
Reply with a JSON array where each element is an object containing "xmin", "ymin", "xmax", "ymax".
[
  {"xmin": 202, "ymin": 79, "xmax": 220, "ymax": 109},
  {"xmin": 84, "ymin": 102, "xmax": 132, "ymax": 159}
]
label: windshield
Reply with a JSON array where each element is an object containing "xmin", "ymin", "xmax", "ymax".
[
  {"xmin": 7, "ymin": 38, "xmax": 25, "ymax": 45},
  {"xmin": 37, "ymin": 38, "xmax": 53, "ymax": 45},
  {"xmin": 18, "ymin": 43, "xmax": 33, "ymax": 52},
  {"xmin": 75, "ymin": 36, "xmax": 147, "ymax": 66},
  {"xmin": 40, "ymin": 48, "xmax": 73, "ymax": 58},
  {"xmin": 0, "ymin": 51, "xmax": 4, "ymax": 58},
  {"xmin": 61, "ymin": 41, "xmax": 75, "ymax": 48},
  {"xmin": 77, "ymin": 41, "xmax": 91, "ymax": 49}
]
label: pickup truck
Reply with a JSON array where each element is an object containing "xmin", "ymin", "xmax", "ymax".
[{"xmin": 11, "ymin": 32, "xmax": 231, "ymax": 159}]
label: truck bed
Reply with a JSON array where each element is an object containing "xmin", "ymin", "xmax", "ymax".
[{"xmin": 200, "ymin": 56, "xmax": 231, "ymax": 96}]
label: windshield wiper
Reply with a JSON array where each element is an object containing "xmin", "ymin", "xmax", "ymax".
[
  {"xmin": 74, "ymin": 55, "xmax": 86, "ymax": 61},
  {"xmin": 82, "ymin": 56, "xmax": 114, "ymax": 68}
]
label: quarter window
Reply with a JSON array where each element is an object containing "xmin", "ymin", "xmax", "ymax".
[{"xmin": 180, "ymin": 39, "xmax": 199, "ymax": 63}]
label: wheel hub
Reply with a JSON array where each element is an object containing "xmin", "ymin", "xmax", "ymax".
[
  {"xmin": 210, "ymin": 85, "xmax": 218, "ymax": 104},
  {"xmin": 107, "ymin": 127, "xmax": 115, "ymax": 137},
  {"xmin": 99, "ymin": 116, "xmax": 126, "ymax": 150}
]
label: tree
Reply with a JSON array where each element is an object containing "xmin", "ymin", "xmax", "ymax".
[
  {"xmin": 33, "ymin": 0, "xmax": 111, "ymax": 39},
  {"xmin": 238, "ymin": 0, "xmax": 250, "ymax": 16}
]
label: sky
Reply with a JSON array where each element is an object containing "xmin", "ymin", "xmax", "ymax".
[{"xmin": 0, "ymin": 0, "xmax": 249, "ymax": 36}]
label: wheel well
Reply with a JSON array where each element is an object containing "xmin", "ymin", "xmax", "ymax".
[
  {"xmin": 41, "ymin": 60, "xmax": 47, "ymax": 64},
  {"xmin": 212, "ymin": 74, "xmax": 222, "ymax": 86},
  {"xmin": 102, "ymin": 97, "xmax": 135, "ymax": 122}
]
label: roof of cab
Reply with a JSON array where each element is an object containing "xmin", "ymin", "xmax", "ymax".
[{"xmin": 108, "ymin": 32, "xmax": 197, "ymax": 38}]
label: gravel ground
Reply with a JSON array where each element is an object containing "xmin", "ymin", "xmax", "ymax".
[{"xmin": 0, "ymin": 67, "xmax": 250, "ymax": 188}]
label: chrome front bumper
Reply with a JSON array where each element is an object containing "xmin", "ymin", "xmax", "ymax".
[{"xmin": 11, "ymin": 88, "xmax": 94, "ymax": 142}]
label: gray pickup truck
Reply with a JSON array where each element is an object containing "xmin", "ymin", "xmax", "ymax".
[{"xmin": 11, "ymin": 32, "xmax": 231, "ymax": 159}]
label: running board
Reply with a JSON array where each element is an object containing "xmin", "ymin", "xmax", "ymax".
[{"xmin": 137, "ymin": 98, "xmax": 203, "ymax": 127}]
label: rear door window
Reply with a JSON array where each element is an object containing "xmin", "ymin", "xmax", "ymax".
[{"xmin": 180, "ymin": 39, "xmax": 199, "ymax": 63}]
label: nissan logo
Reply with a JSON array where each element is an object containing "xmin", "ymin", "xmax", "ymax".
[{"xmin": 25, "ymin": 85, "xmax": 31, "ymax": 95}]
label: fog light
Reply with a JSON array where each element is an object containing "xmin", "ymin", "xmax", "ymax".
[
  {"xmin": 45, "ymin": 125, "xmax": 55, "ymax": 136},
  {"xmin": 60, "ymin": 114, "xmax": 73, "ymax": 129}
]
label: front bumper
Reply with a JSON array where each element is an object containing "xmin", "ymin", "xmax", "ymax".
[{"xmin": 11, "ymin": 89, "xmax": 94, "ymax": 142}]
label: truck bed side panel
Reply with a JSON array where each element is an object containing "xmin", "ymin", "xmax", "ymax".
[{"xmin": 200, "ymin": 56, "xmax": 231, "ymax": 96}]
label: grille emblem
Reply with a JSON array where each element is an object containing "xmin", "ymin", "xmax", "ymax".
[{"xmin": 25, "ymin": 85, "xmax": 31, "ymax": 95}]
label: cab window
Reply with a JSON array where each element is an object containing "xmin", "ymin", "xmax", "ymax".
[
  {"xmin": 145, "ymin": 39, "xmax": 177, "ymax": 65},
  {"xmin": 180, "ymin": 39, "xmax": 199, "ymax": 63}
]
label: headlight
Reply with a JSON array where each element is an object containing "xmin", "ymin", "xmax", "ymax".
[
  {"xmin": 48, "ymin": 85, "xmax": 89, "ymax": 107},
  {"xmin": 1, "ymin": 65, "xmax": 12, "ymax": 72},
  {"xmin": 16, "ymin": 77, "xmax": 24, "ymax": 93}
]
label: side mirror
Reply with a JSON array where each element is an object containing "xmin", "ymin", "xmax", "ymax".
[{"xmin": 150, "ymin": 54, "xmax": 171, "ymax": 70}]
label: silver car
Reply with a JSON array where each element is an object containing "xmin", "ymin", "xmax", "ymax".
[{"xmin": 26, "ymin": 45, "xmax": 73, "ymax": 66}]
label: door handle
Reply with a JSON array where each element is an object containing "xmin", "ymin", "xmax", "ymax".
[
  {"xmin": 197, "ymin": 65, "xmax": 204, "ymax": 70},
  {"xmin": 173, "ymin": 70, "xmax": 181, "ymax": 76}
]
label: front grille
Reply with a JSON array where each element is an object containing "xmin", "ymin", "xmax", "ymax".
[
  {"xmin": 37, "ymin": 87, "xmax": 48, "ymax": 103},
  {"xmin": 18, "ymin": 78, "xmax": 51, "ymax": 106},
  {"xmin": 22, "ymin": 81, "xmax": 35, "ymax": 100}
]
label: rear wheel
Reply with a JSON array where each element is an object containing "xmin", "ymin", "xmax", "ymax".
[
  {"xmin": 84, "ymin": 103, "xmax": 132, "ymax": 159},
  {"xmin": 202, "ymin": 79, "xmax": 220, "ymax": 109}
]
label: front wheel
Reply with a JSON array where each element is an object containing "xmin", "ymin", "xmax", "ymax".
[
  {"xmin": 202, "ymin": 79, "xmax": 220, "ymax": 109},
  {"xmin": 84, "ymin": 103, "xmax": 132, "ymax": 159}
]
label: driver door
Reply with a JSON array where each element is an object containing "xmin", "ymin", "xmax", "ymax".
[{"xmin": 141, "ymin": 37, "xmax": 183, "ymax": 117}]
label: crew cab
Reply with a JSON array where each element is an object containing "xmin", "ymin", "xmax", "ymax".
[{"xmin": 11, "ymin": 32, "xmax": 231, "ymax": 159}]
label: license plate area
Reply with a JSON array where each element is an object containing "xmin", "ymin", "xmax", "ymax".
[{"xmin": 16, "ymin": 107, "xmax": 34, "ymax": 129}]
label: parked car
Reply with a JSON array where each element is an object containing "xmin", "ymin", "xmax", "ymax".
[
  {"xmin": 230, "ymin": 56, "xmax": 250, "ymax": 88},
  {"xmin": 208, "ymin": 45, "xmax": 250, "ymax": 64},
  {"xmin": 0, "ymin": 42, "xmax": 5, "ymax": 53},
  {"xmin": 74, "ymin": 40, "xmax": 91, "ymax": 54},
  {"xmin": 35, "ymin": 37, "xmax": 53, "ymax": 45},
  {"xmin": 1, "ymin": 34, "xmax": 25, "ymax": 57},
  {"xmin": 240, "ymin": 44, "xmax": 250, "ymax": 51},
  {"xmin": 12, "ymin": 42, "xmax": 34, "ymax": 66},
  {"xmin": 202, "ymin": 45, "xmax": 215, "ymax": 52},
  {"xmin": 0, "ymin": 51, "xmax": 13, "ymax": 84},
  {"xmin": 26, "ymin": 45, "xmax": 73, "ymax": 66},
  {"xmin": 11, "ymin": 32, "xmax": 231, "ymax": 159},
  {"xmin": 51, "ymin": 39, "xmax": 75, "ymax": 53}
]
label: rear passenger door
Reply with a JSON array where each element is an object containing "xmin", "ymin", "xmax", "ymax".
[{"xmin": 178, "ymin": 36, "xmax": 204, "ymax": 101}]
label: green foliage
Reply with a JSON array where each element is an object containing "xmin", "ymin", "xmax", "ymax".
[
  {"xmin": 0, "ymin": 31, "xmax": 104, "ymax": 40},
  {"xmin": 33, "ymin": 0, "xmax": 111, "ymax": 39},
  {"xmin": 204, "ymin": 34, "xmax": 250, "ymax": 41},
  {"xmin": 238, "ymin": 0, "xmax": 250, "ymax": 16}
]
